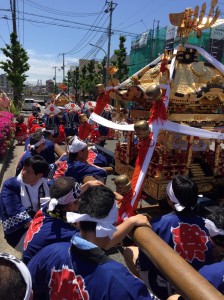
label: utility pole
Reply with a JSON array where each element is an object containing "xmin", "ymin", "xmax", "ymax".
[
  {"xmin": 105, "ymin": 1, "xmax": 117, "ymax": 68},
  {"xmin": 10, "ymin": 0, "xmax": 17, "ymax": 35},
  {"xmin": 151, "ymin": 19, "xmax": 160, "ymax": 61},
  {"xmin": 59, "ymin": 53, "xmax": 65, "ymax": 82},
  {"xmin": 53, "ymin": 66, "xmax": 57, "ymax": 93}
]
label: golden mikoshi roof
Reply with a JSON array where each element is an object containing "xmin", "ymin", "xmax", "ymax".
[{"xmin": 111, "ymin": 45, "xmax": 224, "ymax": 121}]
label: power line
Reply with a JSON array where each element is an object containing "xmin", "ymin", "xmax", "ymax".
[
  {"xmin": 20, "ymin": 0, "xmax": 101, "ymax": 17},
  {"xmin": 65, "ymin": 3, "xmax": 108, "ymax": 55},
  {"xmin": 0, "ymin": 34, "xmax": 7, "ymax": 44},
  {"xmin": 0, "ymin": 12, "xmax": 138, "ymax": 37},
  {"xmin": 83, "ymin": 33, "xmax": 108, "ymax": 59},
  {"xmin": 114, "ymin": 0, "xmax": 154, "ymax": 29}
]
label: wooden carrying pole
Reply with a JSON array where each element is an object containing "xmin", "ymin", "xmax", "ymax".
[{"xmin": 130, "ymin": 226, "xmax": 223, "ymax": 300}]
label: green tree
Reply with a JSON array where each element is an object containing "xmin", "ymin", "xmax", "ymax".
[
  {"xmin": 97, "ymin": 56, "xmax": 107, "ymax": 86},
  {"xmin": 80, "ymin": 60, "xmax": 100, "ymax": 100},
  {"xmin": 79, "ymin": 64, "xmax": 88, "ymax": 101},
  {"xmin": 66, "ymin": 67, "xmax": 80, "ymax": 103},
  {"xmin": 112, "ymin": 36, "xmax": 128, "ymax": 82},
  {"xmin": 0, "ymin": 32, "xmax": 29, "ymax": 106},
  {"xmin": 86, "ymin": 60, "xmax": 100, "ymax": 97}
]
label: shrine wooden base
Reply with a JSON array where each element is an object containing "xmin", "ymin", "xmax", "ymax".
[{"xmin": 115, "ymin": 158, "xmax": 215, "ymax": 201}]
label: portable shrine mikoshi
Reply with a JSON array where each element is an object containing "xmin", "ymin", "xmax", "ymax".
[{"xmin": 88, "ymin": 0, "xmax": 224, "ymax": 221}]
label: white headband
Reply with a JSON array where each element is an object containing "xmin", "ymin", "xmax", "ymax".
[
  {"xmin": 68, "ymin": 136, "xmax": 87, "ymax": 153},
  {"xmin": 166, "ymin": 181, "xmax": 185, "ymax": 212},
  {"xmin": 42, "ymin": 128, "xmax": 54, "ymax": 135},
  {"xmin": 0, "ymin": 252, "xmax": 32, "ymax": 300},
  {"xmin": 29, "ymin": 137, "xmax": 45, "ymax": 150},
  {"xmin": 41, "ymin": 182, "xmax": 81, "ymax": 211},
  {"xmin": 205, "ymin": 219, "xmax": 224, "ymax": 237},
  {"xmin": 66, "ymin": 201, "xmax": 118, "ymax": 239}
]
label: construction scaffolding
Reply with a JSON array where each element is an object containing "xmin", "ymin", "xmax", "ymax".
[
  {"xmin": 129, "ymin": 25, "xmax": 224, "ymax": 77},
  {"xmin": 129, "ymin": 28, "xmax": 166, "ymax": 75}
]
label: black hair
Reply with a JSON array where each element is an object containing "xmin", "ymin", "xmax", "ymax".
[
  {"xmin": 208, "ymin": 208, "xmax": 224, "ymax": 229},
  {"xmin": 207, "ymin": 208, "xmax": 224, "ymax": 247},
  {"xmin": 49, "ymin": 177, "xmax": 78, "ymax": 215},
  {"xmin": 43, "ymin": 131, "xmax": 51, "ymax": 139},
  {"xmin": 16, "ymin": 114, "xmax": 24, "ymax": 124},
  {"xmin": 172, "ymin": 175, "xmax": 198, "ymax": 209},
  {"xmin": 23, "ymin": 155, "xmax": 49, "ymax": 177},
  {"xmin": 50, "ymin": 177, "xmax": 76, "ymax": 199},
  {"xmin": 68, "ymin": 152, "xmax": 79, "ymax": 162},
  {"xmin": 78, "ymin": 185, "xmax": 115, "ymax": 232},
  {"xmin": 32, "ymin": 111, "xmax": 39, "ymax": 117},
  {"xmin": 30, "ymin": 131, "xmax": 44, "ymax": 146},
  {"xmin": 42, "ymin": 125, "xmax": 54, "ymax": 139},
  {"xmin": 68, "ymin": 136, "xmax": 88, "ymax": 162},
  {"xmin": 0, "ymin": 258, "xmax": 26, "ymax": 300},
  {"xmin": 45, "ymin": 125, "xmax": 55, "ymax": 131},
  {"xmin": 66, "ymin": 136, "xmax": 74, "ymax": 146}
]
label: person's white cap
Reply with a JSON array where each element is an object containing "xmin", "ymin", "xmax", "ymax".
[
  {"xmin": 86, "ymin": 101, "xmax": 96, "ymax": 109},
  {"xmin": 44, "ymin": 104, "xmax": 61, "ymax": 115},
  {"xmin": 64, "ymin": 102, "xmax": 80, "ymax": 111},
  {"xmin": 68, "ymin": 136, "xmax": 87, "ymax": 153}
]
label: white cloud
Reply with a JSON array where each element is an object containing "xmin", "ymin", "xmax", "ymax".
[
  {"xmin": 0, "ymin": 48, "xmax": 79, "ymax": 85},
  {"xmin": 25, "ymin": 50, "xmax": 63, "ymax": 85}
]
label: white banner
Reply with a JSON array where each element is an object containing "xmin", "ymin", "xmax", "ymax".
[
  {"xmin": 211, "ymin": 25, "xmax": 224, "ymax": 40},
  {"xmin": 139, "ymin": 31, "xmax": 149, "ymax": 47},
  {"xmin": 89, "ymin": 113, "xmax": 224, "ymax": 140},
  {"xmin": 166, "ymin": 26, "xmax": 176, "ymax": 40}
]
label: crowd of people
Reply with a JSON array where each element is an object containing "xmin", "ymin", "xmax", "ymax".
[{"xmin": 0, "ymin": 84, "xmax": 224, "ymax": 299}]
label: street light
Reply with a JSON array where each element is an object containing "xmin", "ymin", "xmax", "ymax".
[
  {"xmin": 89, "ymin": 43, "xmax": 107, "ymax": 57},
  {"xmin": 89, "ymin": 43, "xmax": 108, "ymax": 86}
]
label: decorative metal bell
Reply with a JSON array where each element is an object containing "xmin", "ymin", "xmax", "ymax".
[
  {"xmin": 78, "ymin": 113, "xmax": 88, "ymax": 123},
  {"xmin": 134, "ymin": 120, "xmax": 151, "ymax": 139},
  {"xmin": 145, "ymin": 84, "xmax": 162, "ymax": 102},
  {"xmin": 114, "ymin": 174, "xmax": 132, "ymax": 195}
]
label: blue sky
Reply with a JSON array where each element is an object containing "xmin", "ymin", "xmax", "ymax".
[{"xmin": 0, "ymin": 0, "xmax": 221, "ymax": 85}]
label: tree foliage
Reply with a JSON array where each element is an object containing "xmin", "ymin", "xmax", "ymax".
[
  {"xmin": 97, "ymin": 56, "xmax": 107, "ymax": 86},
  {"xmin": 67, "ymin": 67, "xmax": 80, "ymax": 102},
  {"xmin": 0, "ymin": 32, "xmax": 30, "ymax": 105},
  {"xmin": 112, "ymin": 36, "xmax": 128, "ymax": 82},
  {"xmin": 79, "ymin": 60, "xmax": 100, "ymax": 99}
]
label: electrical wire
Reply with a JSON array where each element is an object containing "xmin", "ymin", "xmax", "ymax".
[
  {"xmin": 0, "ymin": 34, "xmax": 7, "ymax": 44},
  {"xmin": 20, "ymin": 0, "xmax": 100, "ymax": 17},
  {"xmin": 67, "ymin": 19, "xmax": 109, "ymax": 56},
  {"xmin": 0, "ymin": 12, "xmax": 138, "ymax": 37},
  {"xmin": 115, "ymin": 0, "xmax": 154, "ymax": 29},
  {"xmin": 65, "ymin": 3, "xmax": 108, "ymax": 55},
  {"xmin": 82, "ymin": 33, "xmax": 108, "ymax": 59}
]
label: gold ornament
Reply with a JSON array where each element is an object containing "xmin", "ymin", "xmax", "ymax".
[
  {"xmin": 78, "ymin": 113, "xmax": 88, "ymax": 123},
  {"xmin": 134, "ymin": 120, "xmax": 151, "ymax": 139},
  {"xmin": 114, "ymin": 174, "xmax": 132, "ymax": 195},
  {"xmin": 145, "ymin": 84, "xmax": 162, "ymax": 102},
  {"xmin": 95, "ymin": 84, "xmax": 105, "ymax": 94}
]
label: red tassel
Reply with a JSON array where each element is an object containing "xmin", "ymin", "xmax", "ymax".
[
  {"xmin": 118, "ymin": 190, "xmax": 136, "ymax": 224},
  {"xmin": 149, "ymin": 97, "xmax": 167, "ymax": 124}
]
